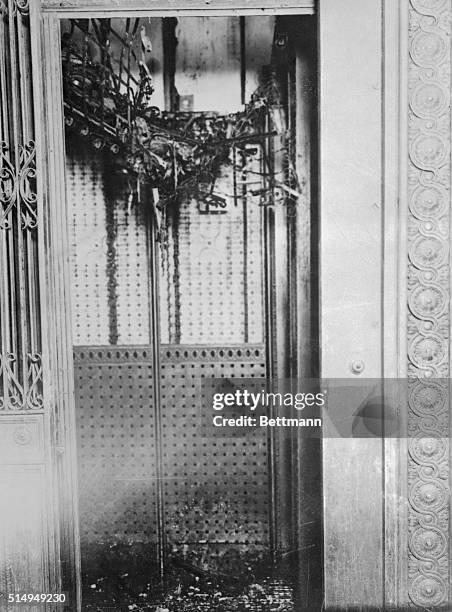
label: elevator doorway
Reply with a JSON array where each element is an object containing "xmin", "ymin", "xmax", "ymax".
[{"xmin": 63, "ymin": 14, "xmax": 319, "ymax": 610}]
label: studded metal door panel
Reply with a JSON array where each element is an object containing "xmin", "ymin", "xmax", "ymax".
[
  {"xmin": 73, "ymin": 347, "xmax": 158, "ymax": 574},
  {"xmin": 160, "ymin": 344, "xmax": 269, "ymax": 572}
]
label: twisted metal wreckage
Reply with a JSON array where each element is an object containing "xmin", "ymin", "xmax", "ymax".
[{"xmin": 61, "ymin": 18, "xmax": 301, "ymax": 239}]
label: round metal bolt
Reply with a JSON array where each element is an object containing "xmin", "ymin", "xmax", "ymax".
[{"xmin": 351, "ymin": 360, "xmax": 365, "ymax": 375}]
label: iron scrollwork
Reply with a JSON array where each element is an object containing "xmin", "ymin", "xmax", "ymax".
[
  {"xmin": 0, "ymin": 140, "xmax": 37, "ymax": 230},
  {"xmin": 0, "ymin": 2, "xmax": 42, "ymax": 413},
  {"xmin": 0, "ymin": 141, "xmax": 18, "ymax": 230},
  {"xmin": 0, "ymin": 353, "xmax": 25, "ymax": 410},
  {"xmin": 13, "ymin": 0, "xmax": 29, "ymax": 16},
  {"xmin": 19, "ymin": 140, "xmax": 38, "ymax": 230},
  {"xmin": 0, "ymin": 351, "xmax": 43, "ymax": 411}
]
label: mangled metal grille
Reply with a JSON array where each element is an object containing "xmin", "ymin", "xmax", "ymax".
[
  {"xmin": 61, "ymin": 17, "xmax": 298, "ymax": 237},
  {"xmin": 61, "ymin": 18, "xmax": 152, "ymax": 153}
]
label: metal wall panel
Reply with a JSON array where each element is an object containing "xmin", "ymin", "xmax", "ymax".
[
  {"xmin": 158, "ymin": 171, "xmax": 264, "ymax": 346},
  {"xmin": 160, "ymin": 344, "xmax": 268, "ymax": 572},
  {"xmin": 67, "ymin": 150, "xmax": 110, "ymax": 345},
  {"xmin": 73, "ymin": 347, "xmax": 158, "ymax": 562},
  {"xmin": 73, "ymin": 344, "xmax": 270, "ymax": 575},
  {"xmin": 68, "ymin": 146, "xmax": 264, "ymax": 348},
  {"xmin": 68, "ymin": 148, "xmax": 151, "ymax": 346}
]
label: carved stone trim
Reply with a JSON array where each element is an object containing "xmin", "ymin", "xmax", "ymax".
[{"xmin": 407, "ymin": 0, "xmax": 450, "ymax": 606}]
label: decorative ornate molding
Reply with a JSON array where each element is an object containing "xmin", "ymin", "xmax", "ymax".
[
  {"xmin": 0, "ymin": 142, "xmax": 17, "ymax": 230},
  {"xmin": 407, "ymin": 0, "xmax": 450, "ymax": 606},
  {"xmin": 0, "ymin": 0, "xmax": 31, "ymax": 17},
  {"xmin": 19, "ymin": 140, "xmax": 37, "ymax": 229},
  {"xmin": 0, "ymin": 140, "xmax": 37, "ymax": 230},
  {"xmin": 0, "ymin": 352, "xmax": 43, "ymax": 411},
  {"xmin": 0, "ymin": 353, "xmax": 25, "ymax": 410},
  {"xmin": 13, "ymin": 0, "xmax": 29, "ymax": 15}
]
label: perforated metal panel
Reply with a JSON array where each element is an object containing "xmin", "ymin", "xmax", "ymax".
[
  {"xmin": 73, "ymin": 343, "xmax": 270, "ymax": 574},
  {"xmin": 68, "ymin": 149, "xmax": 110, "ymax": 345},
  {"xmin": 73, "ymin": 347, "xmax": 158, "ymax": 549},
  {"xmin": 110, "ymin": 183, "xmax": 151, "ymax": 346},
  {"xmin": 68, "ymin": 146, "xmax": 265, "ymax": 348},
  {"xmin": 159, "ymin": 164, "xmax": 264, "ymax": 345},
  {"xmin": 160, "ymin": 344, "xmax": 269, "ymax": 571},
  {"xmin": 68, "ymin": 147, "xmax": 151, "ymax": 346}
]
